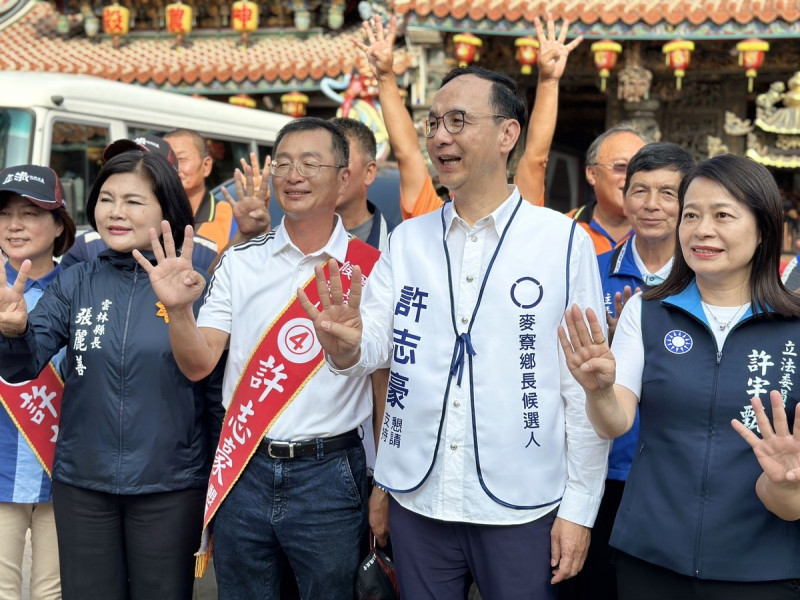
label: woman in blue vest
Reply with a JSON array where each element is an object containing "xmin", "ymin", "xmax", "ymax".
[
  {"xmin": 560, "ymin": 154, "xmax": 800, "ymax": 600},
  {"xmin": 0, "ymin": 165, "xmax": 75, "ymax": 600}
]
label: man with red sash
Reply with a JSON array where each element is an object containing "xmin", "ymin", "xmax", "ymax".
[{"xmin": 136, "ymin": 118, "xmax": 380, "ymax": 600}]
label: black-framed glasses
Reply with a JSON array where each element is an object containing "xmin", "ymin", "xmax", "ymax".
[
  {"xmin": 269, "ymin": 161, "xmax": 345, "ymax": 178},
  {"xmin": 424, "ymin": 109, "xmax": 509, "ymax": 138},
  {"xmin": 588, "ymin": 161, "xmax": 629, "ymax": 175}
]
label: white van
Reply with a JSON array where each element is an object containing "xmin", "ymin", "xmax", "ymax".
[{"xmin": 0, "ymin": 71, "xmax": 292, "ymax": 226}]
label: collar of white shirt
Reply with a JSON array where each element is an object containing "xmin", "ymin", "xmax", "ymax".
[
  {"xmin": 272, "ymin": 213, "xmax": 350, "ymax": 263},
  {"xmin": 443, "ymin": 185, "xmax": 521, "ymax": 237}
]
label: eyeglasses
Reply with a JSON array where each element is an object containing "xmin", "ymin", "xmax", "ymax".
[
  {"xmin": 588, "ymin": 162, "xmax": 629, "ymax": 175},
  {"xmin": 424, "ymin": 109, "xmax": 509, "ymax": 138},
  {"xmin": 269, "ymin": 161, "xmax": 345, "ymax": 178}
]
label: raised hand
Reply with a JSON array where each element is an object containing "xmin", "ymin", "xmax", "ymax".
[
  {"xmin": 222, "ymin": 155, "xmax": 272, "ymax": 237},
  {"xmin": 0, "ymin": 259, "xmax": 30, "ymax": 337},
  {"xmin": 733, "ymin": 391, "xmax": 800, "ymax": 484},
  {"xmin": 133, "ymin": 221, "xmax": 206, "ymax": 310},
  {"xmin": 533, "ymin": 12, "xmax": 583, "ymax": 82},
  {"xmin": 298, "ymin": 259, "xmax": 363, "ymax": 369},
  {"xmin": 606, "ymin": 285, "xmax": 640, "ymax": 343},
  {"xmin": 356, "ymin": 15, "xmax": 396, "ymax": 82},
  {"xmin": 558, "ymin": 304, "xmax": 615, "ymax": 393}
]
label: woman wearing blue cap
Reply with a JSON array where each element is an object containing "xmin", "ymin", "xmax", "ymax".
[{"xmin": 0, "ymin": 164, "xmax": 75, "ymax": 600}]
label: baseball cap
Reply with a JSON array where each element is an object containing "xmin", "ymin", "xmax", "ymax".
[
  {"xmin": 103, "ymin": 134, "xmax": 178, "ymax": 169},
  {"xmin": 0, "ymin": 165, "xmax": 65, "ymax": 210}
]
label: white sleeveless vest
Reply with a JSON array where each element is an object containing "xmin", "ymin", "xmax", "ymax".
[{"xmin": 374, "ymin": 199, "xmax": 583, "ymax": 509}]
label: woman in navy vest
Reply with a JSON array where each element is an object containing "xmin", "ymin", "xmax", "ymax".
[{"xmin": 560, "ymin": 154, "xmax": 800, "ymax": 600}]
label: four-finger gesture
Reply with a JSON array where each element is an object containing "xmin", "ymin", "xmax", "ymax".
[
  {"xmin": 355, "ymin": 15, "xmax": 396, "ymax": 82},
  {"xmin": 533, "ymin": 12, "xmax": 583, "ymax": 82},
  {"xmin": 222, "ymin": 154, "xmax": 272, "ymax": 237},
  {"xmin": 0, "ymin": 259, "xmax": 30, "ymax": 337},
  {"xmin": 133, "ymin": 221, "xmax": 206, "ymax": 310},
  {"xmin": 298, "ymin": 259, "xmax": 364, "ymax": 369},
  {"xmin": 733, "ymin": 391, "xmax": 800, "ymax": 485},
  {"xmin": 606, "ymin": 285, "xmax": 640, "ymax": 343},
  {"xmin": 558, "ymin": 304, "xmax": 615, "ymax": 393}
]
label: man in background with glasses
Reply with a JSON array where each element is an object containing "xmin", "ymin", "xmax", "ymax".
[
  {"xmin": 302, "ymin": 66, "xmax": 610, "ymax": 599},
  {"xmin": 136, "ymin": 118, "xmax": 381, "ymax": 600},
  {"xmin": 570, "ymin": 126, "xmax": 646, "ymax": 255}
]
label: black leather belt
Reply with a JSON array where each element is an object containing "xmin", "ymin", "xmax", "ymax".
[{"xmin": 258, "ymin": 429, "xmax": 360, "ymax": 459}]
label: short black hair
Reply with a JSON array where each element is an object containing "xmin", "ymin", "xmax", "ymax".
[
  {"xmin": 273, "ymin": 118, "xmax": 349, "ymax": 168},
  {"xmin": 623, "ymin": 142, "xmax": 695, "ymax": 196},
  {"xmin": 86, "ymin": 151, "xmax": 194, "ymax": 248},
  {"xmin": 330, "ymin": 117, "xmax": 377, "ymax": 164}
]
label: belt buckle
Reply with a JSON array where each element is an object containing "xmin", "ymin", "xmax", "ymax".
[{"xmin": 267, "ymin": 441, "xmax": 296, "ymax": 459}]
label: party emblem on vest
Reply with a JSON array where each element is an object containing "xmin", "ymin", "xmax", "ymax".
[
  {"xmin": 510, "ymin": 277, "xmax": 544, "ymax": 309},
  {"xmin": 664, "ymin": 330, "xmax": 693, "ymax": 354},
  {"xmin": 277, "ymin": 317, "xmax": 322, "ymax": 364}
]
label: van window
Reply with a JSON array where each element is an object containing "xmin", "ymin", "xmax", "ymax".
[
  {"xmin": 0, "ymin": 109, "xmax": 34, "ymax": 169},
  {"xmin": 130, "ymin": 126, "xmax": 251, "ymax": 191},
  {"xmin": 50, "ymin": 121, "xmax": 110, "ymax": 226}
]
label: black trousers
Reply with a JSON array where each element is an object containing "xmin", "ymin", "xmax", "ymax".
[
  {"xmin": 616, "ymin": 551, "xmax": 800, "ymax": 600},
  {"xmin": 52, "ymin": 481, "xmax": 205, "ymax": 600}
]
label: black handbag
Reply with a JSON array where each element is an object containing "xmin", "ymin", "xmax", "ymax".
[{"xmin": 355, "ymin": 536, "xmax": 400, "ymax": 600}]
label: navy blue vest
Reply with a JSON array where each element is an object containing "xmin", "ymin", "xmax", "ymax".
[{"xmin": 611, "ymin": 295, "xmax": 800, "ymax": 581}]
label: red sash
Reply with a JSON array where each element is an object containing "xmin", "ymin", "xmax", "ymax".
[
  {"xmin": 0, "ymin": 364, "xmax": 64, "ymax": 476},
  {"xmin": 202, "ymin": 239, "xmax": 379, "ymax": 527}
]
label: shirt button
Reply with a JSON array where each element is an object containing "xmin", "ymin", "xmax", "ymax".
[
  {"xmin": 454, "ymin": 400, "xmax": 461, "ymax": 407},
  {"xmin": 461, "ymin": 317, "xmax": 468, "ymax": 324},
  {"xmin": 466, "ymin": 275, "xmax": 474, "ymax": 283},
  {"xmin": 471, "ymin": 236, "xmax": 478, "ymax": 242},
  {"xmin": 450, "ymin": 443, "xmax": 458, "ymax": 451}
]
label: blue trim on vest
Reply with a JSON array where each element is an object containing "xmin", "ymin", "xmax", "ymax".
[
  {"xmin": 565, "ymin": 219, "xmax": 577, "ymax": 312},
  {"xmin": 661, "ymin": 280, "xmax": 757, "ymax": 329}
]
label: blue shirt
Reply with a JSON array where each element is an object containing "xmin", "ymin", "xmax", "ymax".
[{"xmin": 0, "ymin": 262, "xmax": 62, "ymax": 503}]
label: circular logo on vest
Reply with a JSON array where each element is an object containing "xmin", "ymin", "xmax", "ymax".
[
  {"xmin": 510, "ymin": 277, "xmax": 544, "ymax": 309},
  {"xmin": 664, "ymin": 330, "xmax": 693, "ymax": 354},
  {"xmin": 277, "ymin": 317, "xmax": 321, "ymax": 364}
]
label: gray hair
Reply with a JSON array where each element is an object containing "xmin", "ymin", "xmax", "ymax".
[{"xmin": 585, "ymin": 125, "xmax": 645, "ymax": 165}]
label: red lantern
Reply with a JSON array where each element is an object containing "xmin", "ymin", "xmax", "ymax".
[
  {"xmin": 662, "ymin": 39, "xmax": 694, "ymax": 91},
  {"xmin": 590, "ymin": 40, "xmax": 622, "ymax": 92},
  {"xmin": 453, "ymin": 33, "xmax": 482, "ymax": 68},
  {"xmin": 736, "ymin": 38, "xmax": 770, "ymax": 93},
  {"xmin": 166, "ymin": 1, "xmax": 192, "ymax": 47},
  {"xmin": 281, "ymin": 91, "xmax": 309, "ymax": 118},
  {"xmin": 232, "ymin": 0, "xmax": 258, "ymax": 49},
  {"xmin": 514, "ymin": 37, "xmax": 539, "ymax": 75},
  {"xmin": 102, "ymin": 2, "xmax": 129, "ymax": 49}
]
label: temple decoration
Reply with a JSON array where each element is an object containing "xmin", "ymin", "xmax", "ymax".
[
  {"xmin": 736, "ymin": 38, "xmax": 770, "ymax": 93},
  {"xmin": 229, "ymin": 94, "xmax": 256, "ymax": 108},
  {"xmin": 453, "ymin": 33, "xmax": 482, "ymax": 67},
  {"xmin": 102, "ymin": 2, "xmax": 129, "ymax": 48},
  {"xmin": 514, "ymin": 37, "xmax": 539, "ymax": 75},
  {"xmin": 722, "ymin": 72, "xmax": 800, "ymax": 168},
  {"xmin": 166, "ymin": 1, "xmax": 192, "ymax": 48},
  {"xmin": 662, "ymin": 39, "xmax": 694, "ymax": 91},
  {"xmin": 590, "ymin": 40, "xmax": 622, "ymax": 92},
  {"xmin": 231, "ymin": 0, "xmax": 258, "ymax": 49},
  {"xmin": 281, "ymin": 91, "xmax": 309, "ymax": 117}
]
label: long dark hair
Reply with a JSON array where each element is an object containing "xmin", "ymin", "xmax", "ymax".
[
  {"xmin": 644, "ymin": 154, "xmax": 800, "ymax": 318},
  {"xmin": 86, "ymin": 151, "xmax": 194, "ymax": 248}
]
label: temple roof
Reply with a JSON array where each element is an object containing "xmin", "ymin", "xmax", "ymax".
[
  {"xmin": 393, "ymin": 0, "xmax": 800, "ymax": 39},
  {"xmin": 0, "ymin": 2, "xmax": 412, "ymax": 94}
]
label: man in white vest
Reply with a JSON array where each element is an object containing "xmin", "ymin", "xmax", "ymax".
[{"xmin": 301, "ymin": 66, "xmax": 610, "ymax": 599}]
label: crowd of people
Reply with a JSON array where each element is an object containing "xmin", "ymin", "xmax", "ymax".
[{"xmin": 0, "ymin": 13, "xmax": 799, "ymax": 600}]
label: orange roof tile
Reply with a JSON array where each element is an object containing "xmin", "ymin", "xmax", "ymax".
[
  {"xmin": 0, "ymin": 3, "xmax": 411, "ymax": 93},
  {"xmin": 393, "ymin": 0, "xmax": 800, "ymax": 37}
]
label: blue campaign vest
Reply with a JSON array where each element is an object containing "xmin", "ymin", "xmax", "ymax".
[
  {"xmin": 373, "ymin": 198, "xmax": 591, "ymax": 509},
  {"xmin": 611, "ymin": 282, "xmax": 800, "ymax": 581}
]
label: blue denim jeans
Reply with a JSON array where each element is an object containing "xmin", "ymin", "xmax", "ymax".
[{"xmin": 213, "ymin": 443, "xmax": 368, "ymax": 600}]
